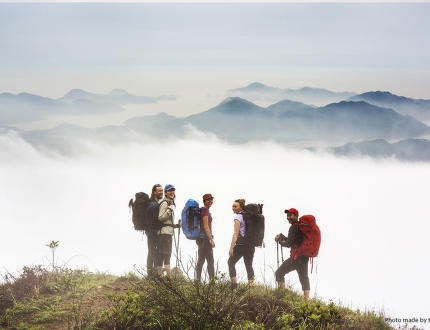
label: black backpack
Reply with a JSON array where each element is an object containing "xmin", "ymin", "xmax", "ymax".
[
  {"xmin": 129, "ymin": 192, "xmax": 162, "ymax": 231},
  {"xmin": 243, "ymin": 203, "xmax": 265, "ymax": 247}
]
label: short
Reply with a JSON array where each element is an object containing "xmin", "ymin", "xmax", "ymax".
[{"xmin": 158, "ymin": 234, "xmax": 172, "ymax": 256}]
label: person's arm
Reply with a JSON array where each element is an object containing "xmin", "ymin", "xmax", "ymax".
[
  {"xmin": 279, "ymin": 225, "xmax": 297, "ymax": 248},
  {"xmin": 202, "ymin": 216, "xmax": 215, "ymax": 247},
  {"xmin": 229, "ymin": 220, "xmax": 241, "ymax": 256}
]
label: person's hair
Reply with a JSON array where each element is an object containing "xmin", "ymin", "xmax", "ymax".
[
  {"xmin": 235, "ymin": 198, "xmax": 246, "ymax": 210},
  {"xmin": 150, "ymin": 184, "xmax": 162, "ymax": 201}
]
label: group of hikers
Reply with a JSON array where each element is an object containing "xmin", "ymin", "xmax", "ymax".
[{"xmin": 129, "ymin": 184, "xmax": 320, "ymax": 301}]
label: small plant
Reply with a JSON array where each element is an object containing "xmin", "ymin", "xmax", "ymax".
[{"xmin": 46, "ymin": 240, "xmax": 59, "ymax": 272}]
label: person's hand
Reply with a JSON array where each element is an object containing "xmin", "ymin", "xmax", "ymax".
[
  {"xmin": 210, "ymin": 239, "xmax": 215, "ymax": 248},
  {"xmin": 168, "ymin": 205, "xmax": 175, "ymax": 211},
  {"xmin": 229, "ymin": 248, "xmax": 233, "ymax": 257},
  {"xmin": 275, "ymin": 234, "xmax": 280, "ymax": 242}
]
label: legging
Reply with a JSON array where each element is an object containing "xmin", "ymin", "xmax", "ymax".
[
  {"xmin": 195, "ymin": 238, "xmax": 215, "ymax": 281},
  {"xmin": 228, "ymin": 244, "xmax": 255, "ymax": 280}
]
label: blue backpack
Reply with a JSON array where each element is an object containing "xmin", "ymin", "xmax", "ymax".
[{"xmin": 181, "ymin": 199, "xmax": 205, "ymax": 239}]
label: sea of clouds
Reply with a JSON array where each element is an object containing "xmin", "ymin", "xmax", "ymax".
[{"xmin": 1, "ymin": 128, "xmax": 430, "ymax": 321}]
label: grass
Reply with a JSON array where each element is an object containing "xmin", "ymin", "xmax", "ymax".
[{"xmin": 0, "ymin": 265, "xmax": 397, "ymax": 329}]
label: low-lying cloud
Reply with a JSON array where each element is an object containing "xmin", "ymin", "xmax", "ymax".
[{"xmin": 1, "ymin": 130, "xmax": 429, "ymax": 320}]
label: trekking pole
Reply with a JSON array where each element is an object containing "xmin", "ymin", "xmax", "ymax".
[
  {"xmin": 176, "ymin": 224, "xmax": 181, "ymax": 269},
  {"xmin": 276, "ymin": 242, "xmax": 280, "ymax": 268},
  {"xmin": 172, "ymin": 226, "xmax": 178, "ymax": 271}
]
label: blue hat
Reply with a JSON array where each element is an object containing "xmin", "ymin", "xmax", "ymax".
[{"xmin": 164, "ymin": 184, "xmax": 175, "ymax": 192}]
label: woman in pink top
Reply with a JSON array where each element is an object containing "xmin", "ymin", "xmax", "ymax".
[{"xmin": 228, "ymin": 199, "xmax": 255, "ymax": 288}]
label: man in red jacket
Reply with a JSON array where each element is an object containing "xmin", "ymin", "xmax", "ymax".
[{"xmin": 275, "ymin": 208, "xmax": 310, "ymax": 301}]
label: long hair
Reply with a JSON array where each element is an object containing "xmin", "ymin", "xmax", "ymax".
[
  {"xmin": 235, "ymin": 198, "xmax": 246, "ymax": 211},
  {"xmin": 150, "ymin": 184, "xmax": 162, "ymax": 201}
]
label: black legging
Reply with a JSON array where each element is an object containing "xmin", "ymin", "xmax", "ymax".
[
  {"xmin": 195, "ymin": 238, "xmax": 214, "ymax": 281},
  {"xmin": 228, "ymin": 244, "xmax": 255, "ymax": 280},
  {"xmin": 275, "ymin": 255, "xmax": 310, "ymax": 290},
  {"xmin": 147, "ymin": 234, "xmax": 158, "ymax": 275}
]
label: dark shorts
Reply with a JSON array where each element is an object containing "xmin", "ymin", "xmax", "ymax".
[{"xmin": 158, "ymin": 234, "xmax": 172, "ymax": 256}]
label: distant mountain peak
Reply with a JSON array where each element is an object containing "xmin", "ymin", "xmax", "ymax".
[
  {"xmin": 219, "ymin": 97, "xmax": 255, "ymax": 107},
  {"xmin": 63, "ymin": 89, "xmax": 88, "ymax": 97},
  {"xmin": 245, "ymin": 82, "xmax": 267, "ymax": 89},
  {"xmin": 109, "ymin": 88, "xmax": 128, "ymax": 96},
  {"xmin": 324, "ymin": 100, "xmax": 368, "ymax": 108},
  {"xmin": 299, "ymin": 86, "xmax": 326, "ymax": 92}
]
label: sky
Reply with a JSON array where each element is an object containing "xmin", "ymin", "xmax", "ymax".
[{"xmin": 1, "ymin": 3, "xmax": 430, "ymax": 129}]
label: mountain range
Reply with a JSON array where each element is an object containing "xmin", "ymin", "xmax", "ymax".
[
  {"xmin": 125, "ymin": 97, "xmax": 430, "ymax": 143},
  {"xmin": 0, "ymin": 89, "xmax": 176, "ymax": 124},
  {"xmin": 348, "ymin": 91, "xmax": 430, "ymax": 121},
  {"xmin": 227, "ymin": 82, "xmax": 356, "ymax": 106},
  {"xmin": 3, "ymin": 85, "xmax": 430, "ymax": 161},
  {"xmin": 330, "ymin": 138, "xmax": 430, "ymax": 162},
  {"xmin": 7, "ymin": 96, "xmax": 429, "ymax": 159}
]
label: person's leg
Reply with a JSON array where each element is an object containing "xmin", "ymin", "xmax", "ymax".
[
  {"xmin": 297, "ymin": 256, "xmax": 310, "ymax": 300},
  {"xmin": 195, "ymin": 239, "xmax": 205, "ymax": 281},
  {"xmin": 164, "ymin": 235, "xmax": 173, "ymax": 277},
  {"xmin": 206, "ymin": 242, "xmax": 215, "ymax": 280},
  {"xmin": 228, "ymin": 245, "xmax": 244, "ymax": 286},
  {"xmin": 275, "ymin": 257, "xmax": 296, "ymax": 288},
  {"xmin": 243, "ymin": 245, "xmax": 255, "ymax": 285},
  {"xmin": 147, "ymin": 234, "xmax": 157, "ymax": 277},
  {"xmin": 165, "ymin": 264, "xmax": 171, "ymax": 277},
  {"xmin": 156, "ymin": 234, "xmax": 164, "ymax": 276}
]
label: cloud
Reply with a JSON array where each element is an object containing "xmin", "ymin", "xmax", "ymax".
[{"xmin": 1, "ymin": 131, "xmax": 429, "ymax": 319}]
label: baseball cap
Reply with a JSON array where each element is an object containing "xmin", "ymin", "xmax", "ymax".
[
  {"xmin": 164, "ymin": 184, "xmax": 175, "ymax": 192},
  {"xmin": 284, "ymin": 208, "xmax": 299, "ymax": 216},
  {"xmin": 203, "ymin": 193, "xmax": 214, "ymax": 201}
]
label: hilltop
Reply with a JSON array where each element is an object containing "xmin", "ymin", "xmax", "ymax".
[{"xmin": 0, "ymin": 265, "xmax": 393, "ymax": 329}]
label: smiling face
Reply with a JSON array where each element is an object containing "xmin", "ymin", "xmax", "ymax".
[
  {"xmin": 287, "ymin": 212, "xmax": 298, "ymax": 224},
  {"xmin": 165, "ymin": 189, "xmax": 175, "ymax": 199},
  {"xmin": 232, "ymin": 201, "xmax": 243, "ymax": 214},
  {"xmin": 204, "ymin": 197, "xmax": 214, "ymax": 209},
  {"xmin": 155, "ymin": 186, "xmax": 163, "ymax": 200}
]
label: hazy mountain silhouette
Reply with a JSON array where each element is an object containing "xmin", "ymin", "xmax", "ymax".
[
  {"xmin": 228, "ymin": 82, "xmax": 356, "ymax": 105},
  {"xmin": 331, "ymin": 138, "xmax": 430, "ymax": 161},
  {"xmin": 0, "ymin": 92, "xmax": 61, "ymax": 123},
  {"xmin": 58, "ymin": 88, "xmax": 176, "ymax": 106},
  {"xmin": 349, "ymin": 91, "xmax": 430, "ymax": 121},
  {"xmin": 126, "ymin": 98, "xmax": 430, "ymax": 143},
  {"xmin": 5, "ymin": 95, "xmax": 430, "ymax": 158},
  {"xmin": 0, "ymin": 89, "xmax": 176, "ymax": 125}
]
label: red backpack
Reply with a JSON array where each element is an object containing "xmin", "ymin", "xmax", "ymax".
[{"xmin": 292, "ymin": 215, "xmax": 321, "ymax": 272}]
